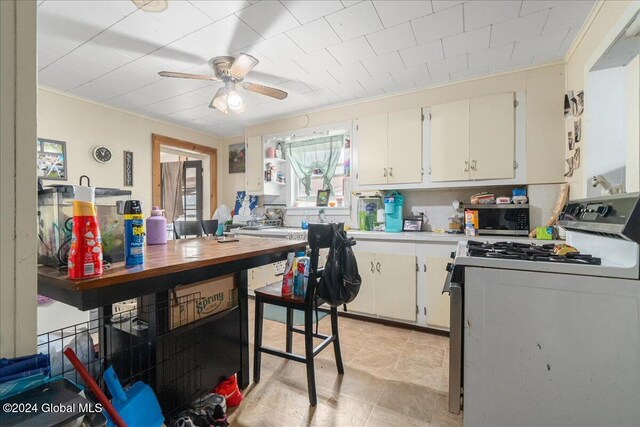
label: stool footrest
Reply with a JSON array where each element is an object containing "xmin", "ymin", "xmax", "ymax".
[
  {"xmin": 258, "ymin": 346, "xmax": 307, "ymax": 363},
  {"xmin": 312, "ymin": 336, "xmax": 335, "ymax": 357},
  {"xmin": 290, "ymin": 327, "xmax": 330, "ymax": 340}
]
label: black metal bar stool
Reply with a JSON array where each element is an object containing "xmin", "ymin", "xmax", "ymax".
[
  {"xmin": 173, "ymin": 220, "xmax": 203, "ymax": 239},
  {"xmin": 201, "ymin": 219, "xmax": 219, "ymax": 236},
  {"xmin": 253, "ymin": 223, "xmax": 344, "ymax": 406}
]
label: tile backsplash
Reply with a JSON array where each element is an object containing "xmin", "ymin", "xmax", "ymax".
[{"xmin": 283, "ymin": 184, "xmax": 562, "ymax": 231}]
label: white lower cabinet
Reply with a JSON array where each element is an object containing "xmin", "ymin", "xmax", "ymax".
[
  {"xmin": 347, "ymin": 242, "xmax": 417, "ymax": 322},
  {"xmin": 424, "ymin": 257, "xmax": 451, "ymax": 329},
  {"xmin": 416, "ymin": 242, "xmax": 457, "ymax": 331},
  {"xmin": 375, "ymin": 253, "xmax": 418, "ymax": 321},
  {"xmin": 248, "ymin": 267, "xmax": 264, "ymax": 292},
  {"xmin": 248, "ymin": 263, "xmax": 282, "ymax": 293},
  {"xmin": 350, "ymin": 252, "xmax": 376, "ymax": 315}
]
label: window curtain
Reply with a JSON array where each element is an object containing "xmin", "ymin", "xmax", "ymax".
[
  {"xmin": 161, "ymin": 161, "xmax": 184, "ymax": 222},
  {"xmin": 284, "ymin": 135, "xmax": 344, "ymax": 196}
]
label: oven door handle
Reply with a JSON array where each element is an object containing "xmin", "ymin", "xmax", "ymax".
[
  {"xmin": 442, "ymin": 263, "xmax": 454, "ymax": 294},
  {"xmin": 442, "ymin": 274, "xmax": 452, "ymax": 294}
]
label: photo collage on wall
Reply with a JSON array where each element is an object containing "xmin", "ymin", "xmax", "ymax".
[{"xmin": 564, "ymin": 90, "xmax": 583, "ymax": 178}]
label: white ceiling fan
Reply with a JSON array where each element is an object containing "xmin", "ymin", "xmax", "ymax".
[{"xmin": 158, "ymin": 54, "xmax": 288, "ymax": 114}]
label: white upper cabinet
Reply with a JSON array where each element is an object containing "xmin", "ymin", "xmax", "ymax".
[
  {"xmin": 469, "ymin": 93, "xmax": 515, "ymax": 180},
  {"xmin": 245, "ymin": 135, "xmax": 263, "ymax": 194},
  {"xmin": 356, "ymin": 108, "xmax": 423, "ymax": 187},
  {"xmin": 430, "ymin": 93, "xmax": 516, "ymax": 183},
  {"xmin": 355, "ymin": 113, "xmax": 388, "ymax": 186},
  {"xmin": 430, "ymin": 99, "xmax": 470, "ymax": 182},
  {"xmin": 387, "ymin": 109, "xmax": 423, "ymax": 184}
]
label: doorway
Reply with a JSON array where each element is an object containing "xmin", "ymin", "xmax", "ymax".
[
  {"xmin": 152, "ymin": 134, "xmax": 217, "ymax": 221},
  {"xmin": 178, "ymin": 160, "xmax": 203, "ymax": 221}
]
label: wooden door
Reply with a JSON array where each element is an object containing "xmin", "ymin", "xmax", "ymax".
[
  {"xmin": 375, "ymin": 253, "xmax": 417, "ymax": 321},
  {"xmin": 425, "ymin": 257, "xmax": 451, "ymax": 329},
  {"xmin": 245, "ymin": 135, "xmax": 263, "ymax": 193},
  {"xmin": 387, "ymin": 108, "xmax": 423, "ymax": 184},
  {"xmin": 356, "ymin": 113, "xmax": 388, "ymax": 185},
  {"xmin": 430, "ymin": 99, "xmax": 470, "ymax": 182},
  {"xmin": 469, "ymin": 93, "xmax": 515, "ymax": 180},
  {"xmin": 347, "ymin": 251, "xmax": 376, "ymax": 315}
]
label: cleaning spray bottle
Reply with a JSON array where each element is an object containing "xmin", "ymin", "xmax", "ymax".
[
  {"xmin": 123, "ymin": 200, "xmax": 145, "ymax": 266},
  {"xmin": 68, "ymin": 175, "xmax": 103, "ymax": 279}
]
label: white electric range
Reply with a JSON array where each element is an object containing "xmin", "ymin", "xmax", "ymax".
[{"xmin": 444, "ymin": 192, "xmax": 640, "ymax": 426}]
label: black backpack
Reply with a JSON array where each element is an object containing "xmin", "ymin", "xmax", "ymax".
[{"xmin": 317, "ymin": 224, "xmax": 362, "ymax": 307}]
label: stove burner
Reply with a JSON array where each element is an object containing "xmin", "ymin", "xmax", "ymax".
[{"xmin": 467, "ymin": 241, "xmax": 602, "ymax": 265}]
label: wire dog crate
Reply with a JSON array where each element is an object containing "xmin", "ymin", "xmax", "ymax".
[{"xmin": 37, "ymin": 291, "xmax": 240, "ymax": 419}]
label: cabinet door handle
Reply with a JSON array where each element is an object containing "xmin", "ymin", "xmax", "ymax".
[
  {"xmin": 376, "ymin": 262, "xmax": 381, "ymax": 273},
  {"xmin": 389, "ymin": 167, "xmax": 393, "ymax": 177},
  {"xmin": 370, "ymin": 261, "xmax": 374, "ymax": 273},
  {"xmin": 471, "ymin": 160, "xmax": 477, "ymax": 171},
  {"xmin": 423, "ymin": 264, "xmax": 426, "ymax": 272},
  {"xmin": 383, "ymin": 168, "xmax": 388, "ymax": 177},
  {"xmin": 464, "ymin": 161, "xmax": 469, "ymax": 172}
]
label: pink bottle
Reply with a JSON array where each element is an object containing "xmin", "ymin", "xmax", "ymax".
[{"xmin": 146, "ymin": 206, "xmax": 167, "ymax": 245}]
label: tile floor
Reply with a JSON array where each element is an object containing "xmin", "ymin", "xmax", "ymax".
[{"xmin": 228, "ymin": 301, "xmax": 463, "ymax": 426}]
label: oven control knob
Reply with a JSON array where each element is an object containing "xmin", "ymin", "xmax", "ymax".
[
  {"xmin": 446, "ymin": 262, "xmax": 454, "ymax": 272},
  {"xmin": 450, "ymin": 251, "xmax": 456, "ymax": 260},
  {"xmin": 597, "ymin": 205, "xmax": 612, "ymax": 217}
]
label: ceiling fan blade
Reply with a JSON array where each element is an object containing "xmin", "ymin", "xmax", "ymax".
[
  {"xmin": 209, "ymin": 88, "xmax": 228, "ymax": 113},
  {"xmin": 242, "ymin": 82, "xmax": 288, "ymax": 100},
  {"xmin": 158, "ymin": 71, "xmax": 220, "ymax": 81},
  {"xmin": 229, "ymin": 54, "xmax": 259, "ymax": 80}
]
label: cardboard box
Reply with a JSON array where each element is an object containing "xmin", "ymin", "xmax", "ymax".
[{"xmin": 169, "ymin": 275, "xmax": 238, "ymax": 330}]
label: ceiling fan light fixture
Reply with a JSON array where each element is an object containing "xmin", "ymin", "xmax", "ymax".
[
  {"xmin": 211, "ymin": 88, "xmax": 228, "ymax": 113},
  {"xmin": 225, "ymin": 81, "xmax": 244, "ymax": 112},
  {"xmin": 131, "ymin": 0, "xmax": 168, "ymax": 12},
  {"xmin": 227, "ymin": 90, "xmax": 243, "ymax": 111}
]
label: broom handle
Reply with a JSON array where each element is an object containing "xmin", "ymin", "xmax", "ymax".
[{"xmin": 63, "ymin": 347, "xmax": 128, "ymax": 427}]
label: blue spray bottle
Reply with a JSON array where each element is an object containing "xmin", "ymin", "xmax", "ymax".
[{"xmin": 123, "ymin": 200, "xmax": 145, "ymax": 266}]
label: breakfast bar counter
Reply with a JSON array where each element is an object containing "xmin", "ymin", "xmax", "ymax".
[
  {"xmin": 38, "ymin": 236, "xmax": 306, "ymax": 310},
  {"xmin": 37, "ymin": 236, "xmax": 306, "ymax": 408}
]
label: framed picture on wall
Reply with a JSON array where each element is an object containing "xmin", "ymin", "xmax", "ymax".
[
  {"xmin": 229, "ymin": 143, "xmax": 246, "ymax": 174},
  {"xmin": 37, "ymin": 138, "xmax": 67, "ymax": 180}
]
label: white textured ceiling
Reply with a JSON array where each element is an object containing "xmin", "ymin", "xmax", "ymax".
[{"xmin": 38, "ymin": 0, "xmax": 595, "ymax": 137}]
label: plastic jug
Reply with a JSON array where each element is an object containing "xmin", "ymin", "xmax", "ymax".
[{"xmin": 146, "ymin": 206, "xmax": 167, "ymax": 245}]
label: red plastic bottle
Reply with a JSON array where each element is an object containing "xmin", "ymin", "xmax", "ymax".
[{"xmin": 68, "ymin": 197, "xmax": 103, "ymax": 279}]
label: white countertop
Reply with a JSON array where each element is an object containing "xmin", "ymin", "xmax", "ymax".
[{"xmin": 232, "ymin": 227, "xmax": 557, "ymax": 245}]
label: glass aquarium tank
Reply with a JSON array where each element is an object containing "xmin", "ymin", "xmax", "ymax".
[{"xmin": 38, "ymin": 185, "xmax": 131, "ymax": 267}]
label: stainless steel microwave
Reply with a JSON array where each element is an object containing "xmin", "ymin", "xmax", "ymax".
[{"xmin": 468, "ymin": 204, "xmax": 530, "ymax": 236}]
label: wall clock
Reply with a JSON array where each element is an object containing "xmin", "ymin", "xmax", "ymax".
[{"xmin": 93, "ymin": 146, "xmax": 113, "ymax": 164}]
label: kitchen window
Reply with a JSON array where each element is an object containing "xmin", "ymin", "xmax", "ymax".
[{"xmin": 285, "ymin": 132, "xmax": 351, "ymax": 208}]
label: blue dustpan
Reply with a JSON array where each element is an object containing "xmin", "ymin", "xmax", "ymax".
[{"xmin": 104, "ymin": 367, "xmax": 164, "ymax": 427}]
